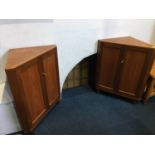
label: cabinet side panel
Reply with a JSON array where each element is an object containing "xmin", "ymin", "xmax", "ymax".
[
  {"xmin": 42, "ymin": 50, "xmax": 60, "ymax": 107},
  {"xmin": 96, "ymin": 45, "xmax": 121, "ymax": 91},
  {"xmin": 5, "ymin": 70, "xmax": 29, "ymax": 131},
  {"xmin": 19, "ymin": 60, "xmax": 47, "ymax": 125}
]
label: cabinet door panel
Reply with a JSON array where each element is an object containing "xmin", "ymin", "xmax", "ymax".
[
  {"xmin": 42, "ymin": 51, "xmax": 60, "ymax": 107},
  {"xmin": 96, "ymin": 46, "xmax": 121, "ymax": 91},
  {"xmin": 19, "ymin": 60, "xmax": 47, "ymax": 126},
  {"xmin": 118, "ymin": 48, "xmax": 147, "ymax": 96}
]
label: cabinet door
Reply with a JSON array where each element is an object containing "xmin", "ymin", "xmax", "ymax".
[
  {"xmin": 18, "ymin": 59, "xmax": 47, "ymax": 129},
  {"xmin": 42, "ymin": 50, "xmax": 60, "ymax": 107},
  {"xmin": 118, "ymin": 47, "xmax": 152, "ymax": 98},
  {"xmin": 96, "ymin": 45, "xmax": 122, "ymax": 92}
]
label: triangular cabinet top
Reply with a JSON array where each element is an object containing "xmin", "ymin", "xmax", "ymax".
[
  {"xmin": 5, "ymin": 45, "xmax": 56, "ymax": 70},
  {"xmin": 99, "ymin": 36, "xmax": 153, "ymax": 48}
]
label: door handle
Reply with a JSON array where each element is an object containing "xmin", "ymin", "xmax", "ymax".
[
  {"xmin": 120, "ymin": 59, "xmax": 124, "ymax": 64},
  {"xmin": 42, "ymin": 73, "xmax": 47, "ymax": 77}
]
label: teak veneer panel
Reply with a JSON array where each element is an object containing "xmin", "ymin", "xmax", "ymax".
[
  {"xmin": 97, "ymin": 46, "xmax": 121, "ymax": 91},
  {"xmin": 6, "ymin": 45, "xmax": 56, "ymax": 70},
  {"xmin": 101, "ymin": 36, "xmax": 152, "ymax": 48}
]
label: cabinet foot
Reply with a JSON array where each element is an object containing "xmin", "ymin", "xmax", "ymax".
[
  {"xmin": 22, "ymin": 131, "xmax": 35, "ymax": 135},
  {"xmin": 96, "ymin": 90, "xmax": 100, "ymax": 93}
]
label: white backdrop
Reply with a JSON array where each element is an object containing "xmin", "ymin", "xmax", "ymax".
[{"xmin": 0, "ymin": 19, "xmax": 155, "ymax": 134}]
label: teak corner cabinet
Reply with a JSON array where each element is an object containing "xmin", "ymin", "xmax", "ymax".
[
  {"xmin": 5, "ymin": 45, "xmax": 60, "ymax": 133},
  {"xmin": 96, "ymin": 36, "xmax": 155, "ymax": 101}
]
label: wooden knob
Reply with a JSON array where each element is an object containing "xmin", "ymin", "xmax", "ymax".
[
  {"xmin": 120, "ymin": 60, "xmax": 124, "ymax": 64},
  {"xmin": 42, "ymin": 73, "xmax": 47, "ymax": 76}
]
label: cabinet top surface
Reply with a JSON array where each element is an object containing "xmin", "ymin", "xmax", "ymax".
[
  {"xmin": 5, "ymin": 45, "xmax": 56, "ymax": 70},
  {"xmin": 100, "ymin": 36, "xmax": 153, "ymax": 48}
]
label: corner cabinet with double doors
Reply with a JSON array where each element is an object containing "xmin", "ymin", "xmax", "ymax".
[
  {"xmin": 96, "ymin": 36, "xmax": 155, "ymax": 101},
  {"xmin": 5, "ymin": 45, "xmax": 60, "ymax": 133}
]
